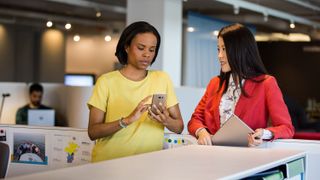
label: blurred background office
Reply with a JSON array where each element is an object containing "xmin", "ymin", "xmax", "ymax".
[{"xmin": 0, "ymin": 0, "xmax": 320, "ymax": 132}]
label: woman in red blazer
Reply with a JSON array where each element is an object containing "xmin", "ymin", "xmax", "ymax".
[{"xmin": 188, "ymin": 23, "xmax": 294, "ymax": 147}]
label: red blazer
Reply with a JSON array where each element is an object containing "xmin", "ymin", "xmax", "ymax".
[{"xmin": 188, "ymin": 75, "xmax": 294, "ymax": 140}]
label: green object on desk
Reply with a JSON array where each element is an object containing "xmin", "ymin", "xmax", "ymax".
[
  {"xmin": 247, "ymin": 169, "xmax": 284, "ymax": 180},
  {"xmin": 262, "ymin": 170, "xmax": 284, "ymax": 180},
  {"xmin": 287, "ymin": 158, "xmax": 304, "ymax": 178}
]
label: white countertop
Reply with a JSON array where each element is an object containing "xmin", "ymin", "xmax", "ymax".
[{"xmin": 7, "ymin": 145, "xmax": 306, "ymax": 180}]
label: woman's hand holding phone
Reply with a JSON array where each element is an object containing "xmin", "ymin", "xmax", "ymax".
[
  {"xmin": 148, "ymin": 102, "xmax": 171, "ymax": 126},
  {"xmin": 150, "ymin": 94, "xmax": 166, "ymax": 114},
  {"xmin": 148, "ymin": 94, "xmax": 170, "ymax": 126},
  {"xmin": 124, "ymin": 96, "xmax": 152, "ymax": 125}
]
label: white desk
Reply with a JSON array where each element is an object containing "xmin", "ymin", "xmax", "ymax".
[{"xmin": 7, "ymin": 145, "xmax": 305, "ymax": 180}]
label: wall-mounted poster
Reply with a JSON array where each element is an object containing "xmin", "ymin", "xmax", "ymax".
[{"xmin": 12, "ymin": 132, "xmax": 47, "ymax": 165}]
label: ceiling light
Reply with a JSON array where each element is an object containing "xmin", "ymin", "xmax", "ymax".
[
  {"xmin": 46, "ymin": 21, "xmax": 53, "ymax": 28},
  {"xmin": 288, "ymin": 33, "xmax": 310, "ymax": 41},
  {"xmin": 96, "ymin": 11, "xmax": 101, "ymax": 18},
  {"xmin": 73, "ymin": 34, "xmax": 80, "ymax": 42},
  {"xmin": 255, "ymin": 33, "xmax": 310, "ymax": 42},
  {"xmin": 263, "ymin": 15, "xmax": 268, "ymax": 22},
  {"xmin": 255, "ymin": 35, "xmax": 270, "ymax": 42},
  {"xmin": 263, "ymin": 10, "xmax": 269, "ymax": 22},
  {"xmin": 187, "ymin": 27, "xmax": 195, "ymax": 32},
  {"xmin": 65, "ymin": 23, "xmax": 72, "ymax": 30},
  {"xmin": 104, "ymin": 35, "xmax": 111, "ymax": 42},
  {"xmin": 233, "ymin": 5, "xmax": 240, "ymax": 15},
  {"xmin": 290, "ymin": 21, "xmax": 295, "ymax": 29},
  {"xmin": 213, "ymin": 30, "xmax": 219, "ymax": 36}
]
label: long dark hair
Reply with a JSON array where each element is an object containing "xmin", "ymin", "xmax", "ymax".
[
  {"xmin": 217, "ymin": 23, "xmax": 268, "ymax": 96},
  {"xmin": 115, "ymin": 21, "xmax": 161, "ymax": 65}
]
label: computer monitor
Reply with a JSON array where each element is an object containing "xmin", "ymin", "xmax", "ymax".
[
  {"xmin": 64, "ymin": 73, "xmax": 95, "ymax": 86},
  {"xmin": 28, "ymin": 109, "xmax": 55, "ymax": 127}
]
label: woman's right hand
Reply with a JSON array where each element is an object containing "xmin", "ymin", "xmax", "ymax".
[
  {"xmin": 88, "ymin": 96, "xmax": 152, "ymax": 140},
  {"xmin": 197, "ymin": 128, "xmax": 212, "ymax": 145},
  {"xmin": 124, "ymin": 95, "xmax": 152, "ymax": 125}
]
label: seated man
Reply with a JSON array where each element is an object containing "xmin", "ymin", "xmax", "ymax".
[{"xmin": 16, "ymin": 83, "xmax": 52, "ymax": 125}]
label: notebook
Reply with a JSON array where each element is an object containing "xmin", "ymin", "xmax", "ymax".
[
  {"xmin": 28, "ymin": 109, "xmax": 55, "ymax": 127},
  {"xmin": 211, "ymin": 114, "xmax": 254, "ymax": 147}
]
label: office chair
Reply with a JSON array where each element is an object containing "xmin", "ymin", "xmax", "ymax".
[{"xmin": 0, "ymin": 142, "xmax": 10, "ymax": 178}]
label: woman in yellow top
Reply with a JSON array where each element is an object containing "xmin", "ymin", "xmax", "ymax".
[{"xmin": 87, "ymin": 21, "xmax": 184, "ymax": 162}]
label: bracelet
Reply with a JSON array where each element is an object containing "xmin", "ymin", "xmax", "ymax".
[{"xmin": 119, "ymin": 117, "xmax": 127, "ymax": 128}]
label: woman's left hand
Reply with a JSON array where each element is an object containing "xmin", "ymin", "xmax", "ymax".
[
  {"xmin": 248, "ymin": 128, "xmax": 264, "ymax": 147},
  {"xmin": 148, "ymin": 102, "xmax": 170, "ymax": 126}
]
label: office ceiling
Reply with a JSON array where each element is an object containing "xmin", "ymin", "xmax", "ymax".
[{"xmin": 0, "ymin": 0, "xmax": 320, "ymax": 40}]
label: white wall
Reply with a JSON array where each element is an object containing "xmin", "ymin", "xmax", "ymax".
[
  {"xmin": 174, "ymin": 87, "xmax": 205, "ymax": 134},
  {"xmin": 65, "ymin": 86, "xmax": 92, "ymax": 128},
  {"xmin": 0, "ymin": 83, "xmax": 28, "ymax": 124}
]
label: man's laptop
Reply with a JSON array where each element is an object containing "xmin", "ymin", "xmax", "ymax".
[
  {"xmin": 211, "ymin": 114, "xmax": 254, "ymax": 147},
  {"xmin": 28, "ymin": 109, "xmax": 55, "ymax": 127}
]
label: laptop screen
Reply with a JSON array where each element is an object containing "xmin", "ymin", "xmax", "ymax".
[
  {"xmin": 28, "ymin": 109, "xmax": 55, "ymax": 127},
  {"xmin": 64, "ymin": 74, "xmax": 95, "ymax": 86}
]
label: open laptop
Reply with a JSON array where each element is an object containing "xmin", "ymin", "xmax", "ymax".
[
  {"xmin": 28, "ymin": 109, "xmax": 55, "ymax": 127},
  {"xmin": 211, "ymin": 114, "xmax": 254, "ymax": 147}
]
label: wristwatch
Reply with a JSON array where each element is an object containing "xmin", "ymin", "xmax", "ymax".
[{"xmin": 119, "ymin": 117, "xmax": 127, "ymax": 128}]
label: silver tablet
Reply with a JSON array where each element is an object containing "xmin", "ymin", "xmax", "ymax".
[{"xmin": 211, "ymin": 114, "xmax": 254, "ymax": 147}]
